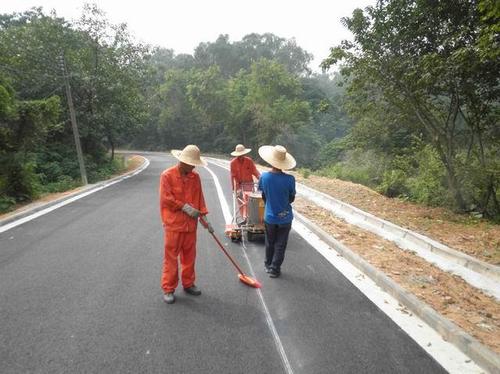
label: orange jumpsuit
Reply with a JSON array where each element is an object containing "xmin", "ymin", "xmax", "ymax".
[
  {"xmin": 230, "ymin": 156, "xmax": 260, "ymax": 191},
  {"xmin": 159, "ymin": 165, "xmax": 208, "ymax": 293}
]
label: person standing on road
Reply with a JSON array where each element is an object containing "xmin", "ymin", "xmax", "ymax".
[
  {"xmin": 257, "ymin": 145, "xmax": 296, "ymax": 278},
  {"xmin": 230, "ymin": 144, "xmax": 260, "ymax": 192},
  {"xmin": 159, "ymin": 145, "xmax": 214, "ymax": 304}
]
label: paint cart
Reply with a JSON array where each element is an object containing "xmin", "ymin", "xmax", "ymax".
[{"xmin": 225, "ymin": 182, "xmax": 265, "ymax": 242}]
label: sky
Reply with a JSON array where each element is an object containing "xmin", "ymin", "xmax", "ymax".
[{"xmin": 2, "ymin": 0, "xmax": 375, "ymax": 72}]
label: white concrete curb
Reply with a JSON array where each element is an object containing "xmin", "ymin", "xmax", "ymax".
[
  {"xmin": 296, "ymin": 183, "xmax": 500, "ymax": 300},
  {"xmin": 206, "ymin": 157, "xmax": 499, "ymax": 299},
  {"xmin": 206, "ymin": 156, "xmax": 499, "ymax": 372},
  {"xmin": 296, "ymin": 211, "xmax": 500, "ymax": 374}
]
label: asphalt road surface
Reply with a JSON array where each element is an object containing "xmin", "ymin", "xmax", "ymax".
[{"xmin": 0, "ymin": 153, "xmax": 447, "ymax": 373}]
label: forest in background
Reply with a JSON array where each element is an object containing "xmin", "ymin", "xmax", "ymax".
[{"xmin": 0, "ymin": 1, "xmax": 499, "ymax": 220}]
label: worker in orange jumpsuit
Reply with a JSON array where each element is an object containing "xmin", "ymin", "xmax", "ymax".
[
  {"xmin": 230, "ymin": 144, "xmax": 260, "ymax": 192},
  {"xmin": 159, "ymin": 144, "xmax": 214, "ymax": 304},
  {"xmin": 230, "ymin": 144, "xmax": 261, "ymax": 223}
]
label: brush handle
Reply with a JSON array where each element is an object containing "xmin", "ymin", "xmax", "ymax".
[{"xmin": 200, "ymin": 216, "xmax": 246, "ymax": 275}]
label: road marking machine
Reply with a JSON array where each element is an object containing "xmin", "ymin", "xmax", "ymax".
[{"xmin": 225, "ymin": 182, "xmax": 265, "ymax": 242}]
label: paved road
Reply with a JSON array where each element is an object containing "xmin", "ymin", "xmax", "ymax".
[{"xmin": 0, "ymin": 153, "xmax": 446, "ymax": 373}]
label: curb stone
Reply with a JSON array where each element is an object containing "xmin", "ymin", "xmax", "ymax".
[
  {"xmin": 296, "ymin": 183, "xmax": 500, "ymax": 283},
  {"xmin": 0, "ymin": 155, "xmax": 149, "ymax": 229},
  {"xmin": 295, "ymin": 211, "xmax": 500, "ymax": 374},
  {"xmin": 207, "ymin": 157, "xmax": 499, "ymax": 283}
]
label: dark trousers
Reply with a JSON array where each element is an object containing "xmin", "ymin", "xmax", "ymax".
[{"xmin": 264, "ymin": 222, "xmax": 292, "ymax": 272}]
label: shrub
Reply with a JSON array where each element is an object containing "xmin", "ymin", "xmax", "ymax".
[
  {"xmin": 319, "ymin": 149, "xmax": 387, "ymax": 187},
  {"xmin": 0, "ymin": 153, "xmax": 41, "ymax": 201},
  {"xmin": 86, "ymin": 155, "xmax": 126, "ymax": 183},
  {"xmin": 36, "ymin": 161, "xmax": 63, "ymax": 184},
  {"xmin": 42, "ymin": 175, "xmax": 80, "ymax": 193},
  {"xmin": 299, "ymin": 168, "xmax": 311, "ymax": 179},
  {"xmin": 455, "ymin": 148, "xmax": 500, "ymax": 219},
  {"xmin": 406, "ymin": 145, "xmax": 450, "ymax": 206},
  {"xmin": 378, "ymin": 169, "xmax": 408, "ymax": 197},
  {"xmin": 0, "ymin": 195, "xmax": 16, "ymax": 212},
  {"xmin": 318, "ymin": 137, "xmax": 351, "ymax": 167}
]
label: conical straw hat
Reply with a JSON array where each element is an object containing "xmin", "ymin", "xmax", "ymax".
[
  {"xmin": 258, "ymin": 145, "xmax": 296, "ymax": 170},
  {"xmin": 171, "ymin": 145, "xmax": 207, "ymax": 166},
  {"xmin": 231, "ymin": 144, "xmax": 252, "ymax": 157}
]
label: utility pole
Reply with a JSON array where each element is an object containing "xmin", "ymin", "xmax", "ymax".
[{"xmin": 60, "ymin": 54, "xmax": 87, "ymax": 185}]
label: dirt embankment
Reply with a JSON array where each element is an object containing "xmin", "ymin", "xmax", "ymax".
[
  {"xmin": 293, "ymin": 173, "xmax": 500, "ymax": 266},
  {"xmin": 290, "ymin": 172, "xmax": 500, "ymax": 354},
  {"xmin": 294, "ymin": 198, "xmax": 500, "ymax": 353}
]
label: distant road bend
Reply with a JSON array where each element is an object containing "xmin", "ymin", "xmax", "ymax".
[{"xmin": 0, "ymin": 152, "xmax": 463, "ymax": 373}]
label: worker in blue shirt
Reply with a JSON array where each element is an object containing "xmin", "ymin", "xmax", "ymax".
[{"xmin": 258, "ymin": 145, "xmax": 296, "ymax": 278}]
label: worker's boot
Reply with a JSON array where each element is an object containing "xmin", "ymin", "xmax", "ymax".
[
  {"xmin": 163, "ymin": 293, "xmax": 175, "ymax": 304},
  {"xmin": 269, "ymin": 269, "xmax": 281, "ymax": 278},
  {"xmin": 184, "ymin": 285, "xmax": 202, "ymax": 296}
]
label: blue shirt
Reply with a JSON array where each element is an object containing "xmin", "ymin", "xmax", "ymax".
[{"xmin": 258, "ymin": 171, "xmax": 296, "ymax": 224}]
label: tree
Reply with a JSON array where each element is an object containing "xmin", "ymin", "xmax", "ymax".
[
  {"xmin": 0, "ymin": 76, "xmax": 61, "ymax": 200},
  {"xmin": 194, "ymin": 33, "xmax": 313, "ymax": 77},
  {"xmin": 75, "ymin": 3, "xmax": 148, "ymax": 160},
  {"xmin": 157, "ymin": 69, "xmax": 202, "ymax": 149},
  {"xmin": 227, "ymin": 59, "xmax": 311, "ymax": 150},
  {"xmin": 186, "ymin": 65, "xmax": 228, "ymax": 128},
  {"xmin": 0, "ymin": 6, "xmax": 151, "ymax": 208},
  {"xmin": 237, "ymin": 33, "xmax": 313, "ymax": 75},
  {"xmin": 322, "ymin": 0, "xmax": 500, "ymax": 216}
]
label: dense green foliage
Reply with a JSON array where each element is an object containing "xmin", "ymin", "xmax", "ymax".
[
  {"xmin": 131, "ymin": 32, "xmax": 347, "ymax": 165},
  {"xmin": 1, "ymin": 2, "xmax": 498, "ymax": 221},
  {"xmin": 0, "ymin": 6, "xmax": 146, "ymax": 211},
  {"xmin": 322, "ymin": 0, "xmax": 500, "ymax": 219}
]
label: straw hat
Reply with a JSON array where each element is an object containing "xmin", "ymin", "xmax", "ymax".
[
  {"xmin": 231, "ymin": 144, "xmax": 252, "ymax": 157},
  {"xmin": 258, "ymin": 145, "xmax": 296, "ymax": 170},
  {"xmin": 171, "ymin": 145, "xmax": 207, "ymax": 166}
]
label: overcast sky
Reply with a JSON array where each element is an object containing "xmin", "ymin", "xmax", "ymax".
[{"xmin": 2, "ymin": 0, "xmax": 375, "ymax": 72}]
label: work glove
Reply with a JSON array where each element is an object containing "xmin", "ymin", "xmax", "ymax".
[
  {"xmin": 182, "ymin": 203, "xmax": 200, "ymax": 218},
  {"xmin": 200, "ymin": 218, "xmax": 214, "ymax": 233}
]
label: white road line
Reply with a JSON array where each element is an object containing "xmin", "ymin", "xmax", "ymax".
[
  {"xmin": 293, "ymin": 221, "xmax": 482, "ymax": 374},
  {"xmin": 0, "ymin": 157, "xmax": 150, "ymax": 234},
  {"xmin": 206, "ymin": 159, "xmax": 483, "ymax": 374},
  {"xmin": 204, "ymin": 165, "xmax": 294, "ymax": 374}
]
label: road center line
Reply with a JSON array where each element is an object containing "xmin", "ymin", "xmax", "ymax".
[{"xmin": 204, "ymin": 165, "xmax": 294, "ymax": 374}]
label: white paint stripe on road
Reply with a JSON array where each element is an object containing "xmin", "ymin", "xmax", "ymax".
[
  {"xmin": 292, "ymin": 221, "xmax": 483, "ymax": 374},
  {"xmin": 206, "ymin": 159, "xmax": 482, "ymax": 374},
  {"xmin": 204, "ymin": 166, "xmax": 231, "ymax": 222},
  {"xmin": 0, "ymin": 157, "xmax": 150, "ymax": 234},
  {"xmin": 204, "ymin": 165, "xmax": 295, "ymax": 374}
]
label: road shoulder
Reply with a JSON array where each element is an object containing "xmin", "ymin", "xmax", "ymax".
[{"xmin": 0, "ymin": 155, "xmax": 148, "ymax": 229}]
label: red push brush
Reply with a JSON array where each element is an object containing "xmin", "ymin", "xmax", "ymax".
[{"xmin": 200, "ymin": 217, "xmax": 261, "ymax": 288}]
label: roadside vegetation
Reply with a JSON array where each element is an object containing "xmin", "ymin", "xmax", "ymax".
[{"xmin": 1, "ymin": 1, "xmax": 499, "ymax": 225}]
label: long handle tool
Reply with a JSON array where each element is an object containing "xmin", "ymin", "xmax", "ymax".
[{"xmin": 200, "ymin": 217, "xmax": 261, "ymax": 288}]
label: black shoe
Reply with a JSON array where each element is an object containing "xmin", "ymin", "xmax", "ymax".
[
  {"xmin": 269, "ymin": 269, "xmax": 281, "ymax": 278},
  {"xmin": 163, "ymin": 293, "xmax": 175, "ymax": 304},
  {"xmin": 265, "ymin": 265, "xmax": 271, "ymax": 273},
  {"xmin": 184, "ymin": 285, "xmax": 202, "ymax": 296}
]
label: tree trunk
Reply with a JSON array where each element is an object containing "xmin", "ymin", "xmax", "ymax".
[
  {"xmin": 444, "ymin": 161, "xmax": 467, "ymax": 211},
  {"xmin": 412, "ymin": 102, "xmax": 467, "ymax": 211},
  {"xmin": 108, "ymin": 134, "xmax": 115, "ymax": 161},
  {"xmin": 435, "ymin": 141, "xmax": 467, "ymax": 212}
]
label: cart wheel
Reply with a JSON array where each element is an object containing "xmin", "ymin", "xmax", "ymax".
[{"xmin": 247, "ymin": 231, "xmax": 255, "ymax": 242}]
